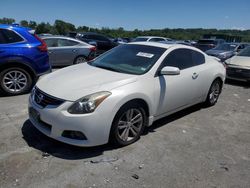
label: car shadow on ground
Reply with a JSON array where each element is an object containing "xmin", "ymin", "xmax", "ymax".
[
  {"xmin": 21, "ymin": 120, "xmax": 118, "ymax": 160},
  {"xmin": 22, "ymin": 104, "xmax": 203, "ymax": 160},
  {"xmin": 144, "ymin": 103, "xmax": 203, "ymax": 134},
  {"xmin": 225, "ymin": 79, "xmax": 250, "ymax": 89}
]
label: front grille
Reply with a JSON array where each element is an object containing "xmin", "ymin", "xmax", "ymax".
[
  {"xmin": 227, "ymin": 67, "xmax": 250, "ymax": 80},
  {"xmin": 33, "ymin": 87, "xmax": 65, "ymax": 108}
]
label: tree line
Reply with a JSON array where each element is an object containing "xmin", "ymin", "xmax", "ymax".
[{"xmin": 1, "ymin": 17, "xmax": 250, "ymax": 41}]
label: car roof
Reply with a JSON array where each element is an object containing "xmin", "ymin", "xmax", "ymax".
[
  {"xmin": 40, "ymin": 35, "xmax": 89, "ymax": 44},
  {"xmin": 0, "ymin": 24, "xmax": 31, "ymax": 31},
  {"xmin": 136, "ymin": 36, "xmax": 166, "ymax": 39},
  {"xmin": 129, "ymin": 41, "xmax": 196, "ymax": 50}
]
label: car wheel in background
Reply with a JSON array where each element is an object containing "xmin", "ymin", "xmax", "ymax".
[
  {"xmin": 0, "ymin": 67, "xmax": 32, "ymax": 95},
  {"xmin": 74, "ymin": 56, "xmax": 87, "ymax": 64},
  {"xmin": 205, "ymin": 79, "xmax": 222, "ymax": 106},
  {"xmin": 110, "ymin": 102, "xmax": 147, "ymax": 146}
]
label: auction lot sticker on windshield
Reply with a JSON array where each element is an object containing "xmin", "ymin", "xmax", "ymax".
[{"xmin": 136, "ymin": 52, "xmax": 154, "ymax": 58}]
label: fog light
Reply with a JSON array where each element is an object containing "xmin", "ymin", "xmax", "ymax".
[{"xmin": 62, "ymin": 131, "xmax": 87, "ymax": 140}]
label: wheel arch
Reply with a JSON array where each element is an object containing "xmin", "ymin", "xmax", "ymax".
[
  {"xmin": 0, "ymin": 61, "xmax": 37, "ymax": 80},
  {"xmin": 73, "ymin": 55, "xmax": 88, "ymax": 64}
]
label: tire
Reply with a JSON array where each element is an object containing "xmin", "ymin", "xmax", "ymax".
[
  {"xmin": 74, "ymin": 56, "xmax": 87, "ymax": 64},
  {"xmin": 110, "ymin": 102, "xmax": 147, "ymax": 146},
  {"xmin": 0, "ymin": 67, "xmax": 32, "ymax": 96},
  {"xmin": 204, "ymin": 79, "xmax": 222, "ymax": 106}
]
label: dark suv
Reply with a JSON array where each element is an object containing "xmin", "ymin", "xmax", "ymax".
[
  {"xmin": 76, "ymin": 32, "xmax": 117, "ymax": 55},
  {"xmin": 0, "ymin": 24, "xmax": 50, "ymax": 95},
  {"xmin": 195, "ymin": 39, "xmax": 225, "ymax": 52}
]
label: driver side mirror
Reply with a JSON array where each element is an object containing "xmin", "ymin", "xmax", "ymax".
[{"xmin": 160, "ymin": 66, "xmax": 180, "ymax": 75}]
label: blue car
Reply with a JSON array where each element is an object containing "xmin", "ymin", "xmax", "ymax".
[{"xmin": 0, "ymin": 24, "xmax": 51, "ymax": 95}]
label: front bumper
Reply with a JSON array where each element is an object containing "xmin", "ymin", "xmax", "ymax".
[
  {"xmin": 226, "ymin": 66, "xmax": 250, "ymax": 82},
  {"xmin": 28, "ymin": 95, "xmax": 113, "ymax": 147}
]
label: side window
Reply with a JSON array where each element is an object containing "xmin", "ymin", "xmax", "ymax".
[
  {"xmin": 96, "ymin": 35, "xmax": 109, "ymax": 42},
  {"xmin": 149, "ymin": 38, "xmax": 165, "ymax": 42},
  {"xmin": 0, "ymin": 29, "xmax": 23, "ymax": 44},
  {"xmin": 0, "ymin": 30, "xmax": 6, "ymax": 44},
  {"xmin": 58, "ymin": 39, "xmax": 79, "ymax": 47},
  {"xmin": 162, "ymin": 49, "xmax": 193, "ymax": 70},
  {"xmin": 44, "ymin": 38, "xmax": 58, "ymax": 47},
  {"xmin": 86, "ymin": 35, "xmax": 96, "ymax": 40},
  {"xmin": 191, "ymin": 50, "xmax": 205, "ymax": 65}
]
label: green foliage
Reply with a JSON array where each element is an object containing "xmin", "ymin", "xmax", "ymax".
[
  {"xmin": 20, "ymin": 20, "xmax": 29, "ymax": 27},
  {"xmin": 1, "ymin": 17, "xmax": 250, "ymax": 41},
  {"xmin": 0, "ymin": 17, "xmax": 15, "ymax": 24},
  {"xmin": 28, "ymin": 21, "xmax": 37, "ymax": 29}
]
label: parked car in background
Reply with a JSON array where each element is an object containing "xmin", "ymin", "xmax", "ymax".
[
  {"xmin": 206, "ymin": 43, "xmax": 249, "ymax": 61},
  {"xmin": 41, "ymin": 36, "xmax": 96, "ymax": 67},
  {"xmin": 225, "ymin": 46, "xmax": 250, "ymax": 82},
  {"xmin": 0, "ymin": 24, "xmax": 50, "ymax": 95},
  {"xmin": 133, "ymin": 36, "xmax": 172, "ymax": 42},
  {"xmin": 29, "ymin": 42, "xmax": 225, "ymax": 147},
  {"xmin": 160, "ymin": 40, "xmax": 193, "ymax": 46},
  {"xmin": 76, "ymin": 32, "xmax": 117, "ymax": 56},
  {"xmin": 113, "ymin": 37, "xmax": 129, "ymax": 44},
  {"xmin": 195, "ymin": 39, "xmax": 225, "ymax": 52}
]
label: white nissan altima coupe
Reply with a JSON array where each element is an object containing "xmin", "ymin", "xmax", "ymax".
[{"xmin": 29, "ymin": 42, "xmax": 226, "ymax": 147}]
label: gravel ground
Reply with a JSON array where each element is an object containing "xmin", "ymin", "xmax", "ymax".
[{"xmin": 0, "ymin": 80, "xmax": 249, "ymax": 188}]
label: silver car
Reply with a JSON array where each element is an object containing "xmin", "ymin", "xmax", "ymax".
[{"xmin": 41, "ymin": 36, "xmax": 96, "ymax": 66}]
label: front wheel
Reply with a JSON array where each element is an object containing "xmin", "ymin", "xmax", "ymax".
[
  {"xmin": 205, "ymin": 79, "xmax": 222, "ymax": 106},
  {"xmin": 74, "ymin": 56, "xmax": 87, "ymax": 64},
  {"xmin": 110, "ymin": 103, "xmax": 147, "ymax": 146},
  {"xmin": 0, "ymin": 67, "xmax": 32, "ymax": 96}
]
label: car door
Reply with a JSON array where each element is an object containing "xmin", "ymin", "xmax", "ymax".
[
  {"xmin": 45, "ymin": 38, "xmax": 79, "ymax": 66},
  {"xmin": 154, "ymin": 48, "xmax": 204, "ymax": 116},
  {"xmin": 55, "ymin": 39, "xmax": 79, "ymax": 65},
  {"xmin": 43, "ymin": 38, "xmax": 59, "ymax": 66}
]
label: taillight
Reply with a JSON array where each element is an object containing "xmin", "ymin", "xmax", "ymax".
[
  {"xmin": 88, "ymin": 46, "xmax": 97, "ymax": 60},
  {"xmin": 90, "ymin": 46, "xmax": 96, "ymax": 51},
  {"xmin": 34, "ymin": 34, "xmax": 47, "ymax": 52}
]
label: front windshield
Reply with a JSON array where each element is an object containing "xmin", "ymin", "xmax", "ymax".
[
  {"xmin": 133, "ymin": 37, "xmax": 148, "ymax": 42},
  {"xmin": 237, "ymin": 46, "xmax": 250, "ymax": 57},
  {"xmin": 213, "ymin": 43, "xmax": 237, "ymax": 51},
  {"xmin": 89, "ymin": 44, "xmax": 166, "ymax": 75}
]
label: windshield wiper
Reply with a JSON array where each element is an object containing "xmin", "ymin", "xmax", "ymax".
[{"xmin": 94, "ymin": 64, "xmax": 121, "ymax": 73}]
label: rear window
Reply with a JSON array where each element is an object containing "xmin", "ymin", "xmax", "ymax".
[
  {"xmin": 58, "ymin": 39, "xmax": 79, "ymax": 47},
  {"xmin": 0, "ymin": 29, "xmax": 24, "ymax": 44},
  {"xmin": 197, "ymin": 40, "xmax": 217, "ymax": 45},
  {"xmin": 237, "ymin": 46, "xmax": 250, "ymax": 57},
  {"xmin": 133, "ymin": 38, "xmax": 148, "ymax": 42},
  {"xmin": 213, "ymin": 43, "xmax": 237, "ymax": 51}
]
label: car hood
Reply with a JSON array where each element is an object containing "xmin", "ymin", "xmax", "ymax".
[
  {"xmin": 36, "ymin": 63, "xmax": 137, "ymax": 101},
  {"xmin": 227, "ymin": 56, "xmax": 250, "ymax": 69},
  {"xmin": 206, "ymin": 49, "xmax": 232, "ymax": 55}
]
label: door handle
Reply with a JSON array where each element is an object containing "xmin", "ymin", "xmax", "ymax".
[
  {"xmin": 72, "ymin": 49, "xmax": 77, "ymax": 53},
  {"xmin": 48, "ymin": 51, "xmax": 53, "ymax": 54},
  {"xmin": 192, "ymin": 72, "xmax": 199, "ymax": 79}
]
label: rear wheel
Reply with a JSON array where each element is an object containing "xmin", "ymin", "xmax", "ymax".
[
  {"xmin": 110, "ymin": 103, "xmax": 147, "ymax": 146},
  {"xmin": 205, "ymin": 79, "xmax": 222, "ymax": 106},
  {"xmin": 74, "ymin": 56, "xmax": 87, "ymax": 64},
  {"xmin": 0, "ymin": 67, "xmax": 32, "ymax": 95}
]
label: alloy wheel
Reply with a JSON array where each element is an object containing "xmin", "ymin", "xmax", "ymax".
[
  {"xmin": 209, "ymin": 81, "xmax": 220, "ymax": 104},
  {"xmin": 2, "ymin": 70, "xmax": 28, "ymax": 93},
  {"xmin": 117, "ymin": 108, "xmax": 143, "ymax": 142},
  {"xmin": 75, "ymin": 57, "xmax": 87, "ymax": 64}
]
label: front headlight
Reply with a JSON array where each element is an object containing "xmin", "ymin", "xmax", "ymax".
[
  {"xmin": 218, "ymin": 53, "xmax": 227, "ymax": 59},
  {"xmin": 67, "ymin": 91, "xmax": 111, "ymax": 114}
]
